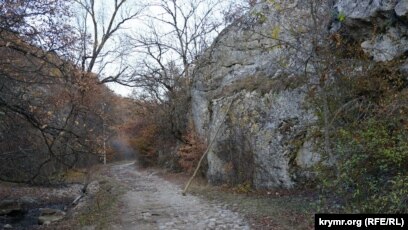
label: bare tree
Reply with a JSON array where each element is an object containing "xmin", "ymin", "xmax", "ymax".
[
  {"xmin": 129, "ymin": 0, "xmax": 222, "ymax": 87},
  {"xmin": 121, "ymin": 0, "xmax": 228, "ymax": 145},
  {"xmin": 0, "ymin": 0, "xmax": 121, "ymax": 184},
  {"xmin": 73, "ymin": 0, "xmax": 145, "ymax": 83}
]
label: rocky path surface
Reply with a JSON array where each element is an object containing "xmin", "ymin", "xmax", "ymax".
[{"xmin": 108, "ymin": 162, "xmax": 250, "ymax": 230}]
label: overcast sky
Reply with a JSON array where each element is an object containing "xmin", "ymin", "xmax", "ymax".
[
  {"xmin": 107, "ymin": 82, "xmax": 133, "ymax": 97},
  {"xmin": 75, "ymin": 0, "xmax": 246, "ymax": 98}
]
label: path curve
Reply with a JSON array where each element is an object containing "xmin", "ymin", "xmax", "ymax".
[{"xmin": 109, "ymin": 162, "xmax": 250, "ymax": 230}]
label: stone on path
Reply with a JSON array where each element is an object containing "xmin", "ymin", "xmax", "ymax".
[{"xmin": 38, "ymin": 208, "xmax": 66, "ymax": 225}]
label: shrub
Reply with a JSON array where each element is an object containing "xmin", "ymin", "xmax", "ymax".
[
  {"xmin": 326, "ymin": 119, "xmax": 408, "ymax": 213},
  {"xmin": 316, "ymin": 62, "xmax": 408, "ymax": 213},
  {"xmin": 129, "ymin": 76, "xmax": 192, "ymax": 170},
  {"xmin": 177, "ymin": 125, "xmax": 207, "ymax": 174}
]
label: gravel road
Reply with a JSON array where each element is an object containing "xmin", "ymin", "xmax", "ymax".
[{"xmin": 108, "ymin": 162, "xmax": 250, "ymax": 230}]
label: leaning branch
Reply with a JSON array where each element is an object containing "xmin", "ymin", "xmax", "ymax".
[{"xmin": 182, "ymin": 96, "xmax": 235, "ymax": 196}]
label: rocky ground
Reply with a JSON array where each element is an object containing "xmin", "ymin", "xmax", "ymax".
[
  {"xmin": 1, "ymin": 161, "xmax": 316, "ymax": 229},
  {"xmin": 0, "ymin": 182, "xmax": 82, "ymax": 229},
  {"xmin": 106, "ymin": 162, "xmax": 250, "ymax": 230},
  {"xmin": 157, "ymin": 170, "xmax": 316, "ymax": 230},
  {"xmin": 97, "ymin": 161, "xmax": 315, "ymax": 230}
]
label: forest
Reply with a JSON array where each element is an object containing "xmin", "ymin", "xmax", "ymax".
[
  {"xmin": 0, "ymin": 0, "xmax": 235, "ymax": 183},
  {"xmin": 1, "ymin": 0, "xmax": 407, "ymax": 229}
]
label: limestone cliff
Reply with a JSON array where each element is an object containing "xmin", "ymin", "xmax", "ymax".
[{"xmin": 191, "ymin": 0, "xmax": 408, "ymax": 189}]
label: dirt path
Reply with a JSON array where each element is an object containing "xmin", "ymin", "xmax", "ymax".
[{"xmin": 107, "ymin": 162, "xmax": 250, "ymax": 230}]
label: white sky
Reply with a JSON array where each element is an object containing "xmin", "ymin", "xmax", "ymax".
[
  {"xmin": 76, "ymin": 0, "xmax": 246, "ymax": 98},
  {"xmin": 107, "ymin": 82, "xmax": 133, "ymax": 97}
]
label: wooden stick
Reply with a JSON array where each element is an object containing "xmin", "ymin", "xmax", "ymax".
[{"xmin": 182, "ymin": 97, "xmax": 235, "ymax": 196}]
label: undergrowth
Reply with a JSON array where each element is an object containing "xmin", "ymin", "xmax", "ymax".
[
  {"xmin": 76, "ymin": 177, "xmax": 126, "ymax": 229},
  {"xmin": 316, "ymin": 60, "xmax": 408, "ymax": 213}
]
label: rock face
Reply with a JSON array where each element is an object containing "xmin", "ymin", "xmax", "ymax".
[
  {"xmin": 192, "ymin": 1, "xmax": 322, "ymax": 189},
  {"xmin": 334, "ymin": 0, "xmax": 408, "ymax": 62},
  {"xmin": 191, "ymin": 0, "xmax": 408, "ymax": 189}
]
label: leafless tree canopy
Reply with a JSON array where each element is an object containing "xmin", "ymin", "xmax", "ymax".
[{"xmin": 73, "ymin": 0, "xmax": 145, "ymax": 84}]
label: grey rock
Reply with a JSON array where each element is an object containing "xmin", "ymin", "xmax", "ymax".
[
  {"xmin": 396, "ymin": 0, "xmax": 408, "ymax": 16},
  {"xmin": 3, "ymin": 224, "xmax": 12, "ymax": 229},
  {"xmin": 192, "ymin": 1, "xmax": 319, "ymax": 189},
  {"xmin": 361, "ymin": 27, "xmax": 408, "ymax": 62},
  {"xmin": 400, "ymin": 61, "xmax": 408, "ymax": 76},
  {"xmin": 19, "ymin": 196, "xmax": 39, "ymax": 206},
  {"xmin": 38, "ymin": 208, "xmax": 66, "ymax": 225},
  {"xmin": 335, "ymin": 0, "xmax": 408, "ymax": 62},
  {"xmin": 335, "ymin": 0, "xmax": 398, "ymax": 20},
  {"xmin": 208, "ymin": 221, "xmax": 216, "ymax": 228},
  {"xmin": 0, "ymin": 200, "xmax": 22, "ymax": 216},
  {"xmin": 296, "ymin": 140, "xmax": 320, "ymax": 168},
  {"xmin": 86, "ymin": 180, "xmax": 100, "ymax": 195},
  {"xmin": 193, "ymin": 0, "xmax": 408, "ymax": 189}
]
